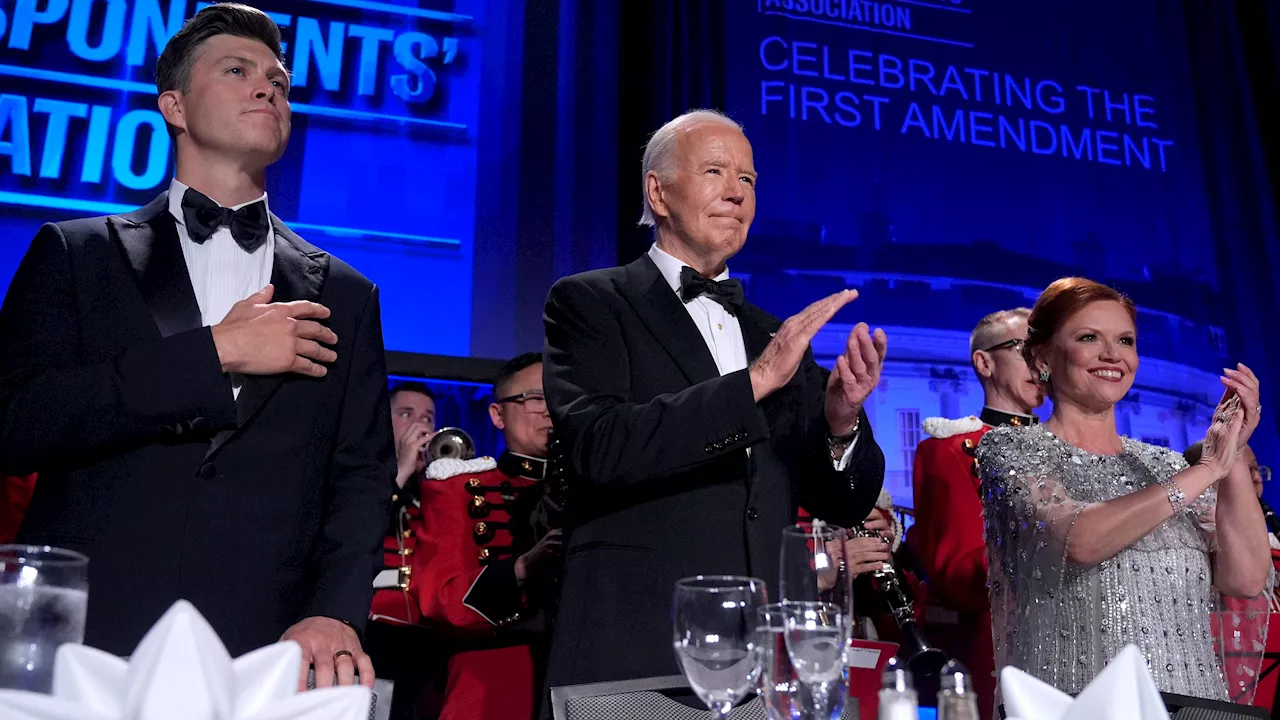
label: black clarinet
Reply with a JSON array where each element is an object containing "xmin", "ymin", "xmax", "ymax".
[
  {"xmin": 542, "ymin": 426, "xmax": 568, "ymax": 527},
  {"xmin": 849, "ymin": 523, "xmax": 948, "ymax": 675}
]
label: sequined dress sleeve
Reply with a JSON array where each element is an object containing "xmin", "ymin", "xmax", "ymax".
[{"xmin": 977, "ymin": 425, "xmax": 1270, "ymax": 702}]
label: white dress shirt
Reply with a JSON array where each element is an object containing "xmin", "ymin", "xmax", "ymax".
[
  {"xmin": 168, "ymin": 178, "xmax": 275, "ymax": 400},
  {"xmin": 648, "ymin": 244, "xmax": 748, "ymax": 377},
  {"xmin": 647, "ymin": 244, "xmax": 856, "ymax": 469}
]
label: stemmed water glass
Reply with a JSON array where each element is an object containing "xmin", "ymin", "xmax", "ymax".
[
  {"xmin": 672, "ymin": 575, "xmax": 769, "ymax": 719},
  {"xmin": 777, "ymin": 523, "xmax": 854, "ymax": 719},
  {"xmin": 781, "ymin": 601, "xmax": 850, "ymax": 720},
  {"xmin": 779, "ymin": 523, "xmax": 853, "ymax": 620},
  {"xmin": 758, "ymin": 603, "xmax": 808, "ymax": 719}
]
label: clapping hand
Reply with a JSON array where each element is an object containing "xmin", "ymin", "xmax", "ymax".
[
  {"xmin": 1220, "ymin": 363, "xmax": 1261, "ymax": 447},
  {"xmin": 749, "ymin": 290, "xmax": 859, "ymax": 402},
  {"xmin": 1201, "ymin": 394, "xmax": 1246, "ymax": 480},
  {"xmin": 825, "ymin": 323, "xmax": 887, "ymax": 437}
]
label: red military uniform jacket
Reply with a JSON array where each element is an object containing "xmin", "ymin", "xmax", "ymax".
[
  {"xmin": 410, "ymin": 451, "xmax": 549, "ymax": 720},
  {"xmin": 369, "ymin": 488, "xmax": 424, "ymax": 626},
  {"xmin": 0, "ymin": 474, "xmax": 37, "ymax": 543},
  {"xmin": 910, "ymin": 407, "xmax": 1035, "ymax": 720}
]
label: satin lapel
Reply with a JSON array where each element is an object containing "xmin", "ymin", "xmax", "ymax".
[
  {"xmin": 206, "ymin": 217, "xmax": 329, "ymax": 459},
  {"xmin": 616, "ymin": 255, "xmax": 720, "ymax": 386},
  {"xmin": 112, "ymin": 193, "xmax": 203, "ymax": 339},
  {"xmin": 736, "ymin": 302, "xmax": 780, "ymax": 365}
]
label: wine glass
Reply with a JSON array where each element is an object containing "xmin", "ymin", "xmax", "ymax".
[
  {"xmin": 672, "ymin": 576, "xmax": 768, "ymax": 719},
  {"xmin": 757, "ymin": 602, "xmax": 806, "ymax": 720},
  {"xmin": 779, "ymin": 523, "xmax": 852, "ymax": 620},
  {"xmin": 782, "ymin": 601, "xmax": 850, "ymax": 720}
]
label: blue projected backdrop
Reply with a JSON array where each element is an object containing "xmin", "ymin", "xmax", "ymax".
[
  {"xmin": 727, "ymin": 0, "xmax": 1215, "ymax": 289},
  {"xmin": 0, "ymin": 0, "xmax": 489, "ymax": 356},
  {"xmin": 724, "ymin": 0, "xmax": 1246, "ymax": 501}
]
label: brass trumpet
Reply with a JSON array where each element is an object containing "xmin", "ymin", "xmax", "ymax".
[
  {"xmin": 849, "ymin": 523, "xmax": 948, "ymax": 675},
  {"xmin": 424, "ymin": 427, "xmax": 476, "ymax": 463}
]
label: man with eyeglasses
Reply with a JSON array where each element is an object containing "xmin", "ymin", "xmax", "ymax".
[
  {"xmin": 1183, "ymin": 436, "xmax": 1280, "ymax": 698},
  {"xmin": 408, "ymin": 352, "xmax": 563, "ymax": 720},
  {"xmin": 907, "ymin": 307, "xmax": 1045, "ymax": 719},
  {"xmin": 1237, "ymin": 446, "xmax": 1280, "ymax": 551}
]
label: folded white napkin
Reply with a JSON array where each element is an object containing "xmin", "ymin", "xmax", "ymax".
[
  {"xmin": 1001, "ymin": 645, "xmax": 1170, "ymax": 720},
  {"xmin": 0, "ymin": 600, "xmax": 371, "ymax": 720}
]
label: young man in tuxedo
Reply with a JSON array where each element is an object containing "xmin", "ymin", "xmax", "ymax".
[
  {"xmin": 0, "ymin": 4, "xmax": 394, "ymax": 688},
  {"xmin": 542, "ymin": 109, "xmax": 887, "ymax": 691}
]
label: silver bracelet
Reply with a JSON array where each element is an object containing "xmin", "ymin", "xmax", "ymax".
[{"xmin": 1158, "ymin": 476, "xmax": 1187, "ymax": 513}]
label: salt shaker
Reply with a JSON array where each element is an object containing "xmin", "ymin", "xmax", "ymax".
[
  {"xmin": 937, "ymin": 659, "xmax": 980, "ymax": 720},
  {"xmin": 878, "ymin": 656, "xmax": 919, "ymax": 720}
]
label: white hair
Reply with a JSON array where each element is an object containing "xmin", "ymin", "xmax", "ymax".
[{"xmin": 638, "ymin": 109, "xmax": 744, "ymax": 227}]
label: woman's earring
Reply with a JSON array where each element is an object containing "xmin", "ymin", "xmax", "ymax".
[{"xmin": 1039, "ymin": 368, "xmax": 1051, "ymax": 383}]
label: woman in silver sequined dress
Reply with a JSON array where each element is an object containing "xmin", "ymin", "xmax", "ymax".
[{"xmin": 976, "ymin": 277, "xmax": 1270, "ymax": 702}]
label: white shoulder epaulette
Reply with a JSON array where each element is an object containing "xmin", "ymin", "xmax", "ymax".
[
  {"xmin": 874, "ymin": 488, "xmax": 895, "ymax": 511},
  {"xmin": 921, "ymin": 416, "xmax": 984, "ymax": 440},
  {"xmin": 874, "ymin": 489, "xmax": 904, "ymax": 554},
  {"xmin": 426, "ymin": 456, "xmax": 498, "ymax": 480}
]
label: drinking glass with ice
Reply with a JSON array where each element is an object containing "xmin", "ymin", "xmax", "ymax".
[{"xmin": 0, "ymin": 545, "xmax": 88, "ymax": 693}]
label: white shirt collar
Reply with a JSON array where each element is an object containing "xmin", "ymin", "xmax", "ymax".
[
  {"xmin": 167, "ymin": 178, "xmax": 271, "ymax": 227},
  {"xmin": 647, "ymin": 243, "xmax": 731, "ymax": 299}
]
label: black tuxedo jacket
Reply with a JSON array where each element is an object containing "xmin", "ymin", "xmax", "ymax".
[
  {"xmin": 541, "ymin": 254, "xmax": 885, "ymax": 688},
  {"xmin": 0, "ymin": 193, "xmax": 396, "ymax": 657}
]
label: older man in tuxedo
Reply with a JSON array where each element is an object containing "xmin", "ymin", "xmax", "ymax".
[
  {"xmin": 542, "ymin": 109, "xmax": 887, "ymax": 690},
  {"xmin": 0, "ymin": 4, "xmax": 392, "ymax": 688}
]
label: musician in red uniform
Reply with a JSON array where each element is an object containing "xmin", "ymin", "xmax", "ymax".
[
  {"xmin": 411, "ymin": 352, "xmax": 563, "ymax": 720},
  {"xmin": 365, "ymin": 381, "xmax": 439, "ymax": 720},
  {"xmin": 909, "ymin": 308, "xmax": 1043, "ymax": 719}
]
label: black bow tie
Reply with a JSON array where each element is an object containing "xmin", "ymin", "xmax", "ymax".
[
  {"xmin": 679, "ymin": 266, "xmax": 744, "ymax": 314},
  {"xmin": 180, "ymin": 187, "xmax": 271, "ymax": 253}
]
